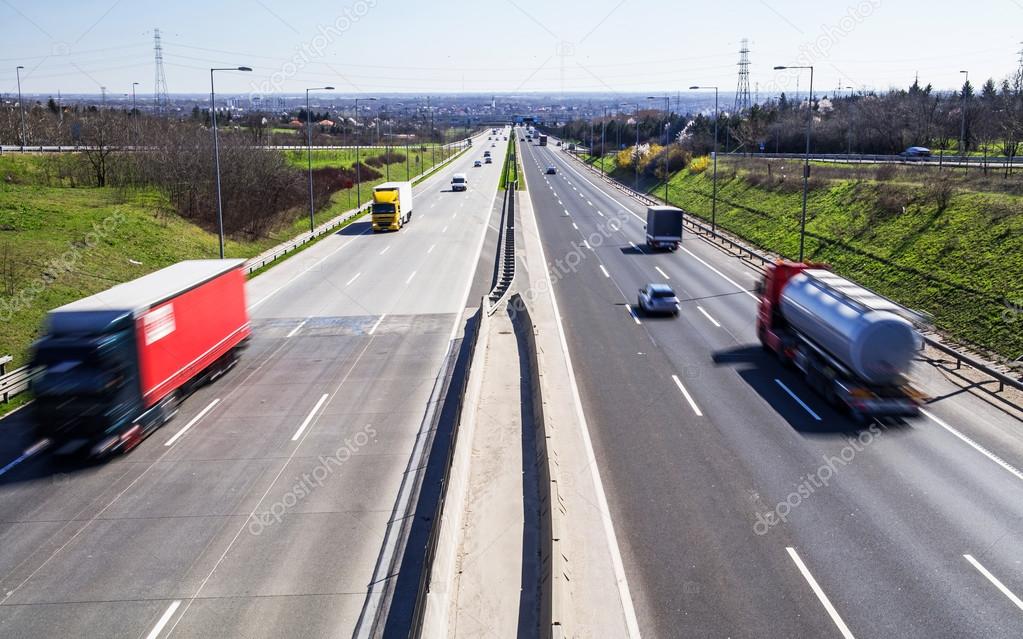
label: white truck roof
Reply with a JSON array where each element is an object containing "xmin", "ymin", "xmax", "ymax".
[{"xmin": 52, "ymin": 259, "xmax": 244, "ymax": 316}]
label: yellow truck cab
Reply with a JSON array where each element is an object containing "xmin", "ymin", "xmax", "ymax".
[{"xmin": 372, "ymin": 181, "xmax": 414, "ymax": 232}]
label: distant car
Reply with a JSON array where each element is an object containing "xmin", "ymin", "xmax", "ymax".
[
  {"xmin": 545, "ymin": 165, "xmax": 557, "ymax": 175},
  {"xmin": 503, "ymin": 136, "xmax": 508, "ymax": 140},
  {"xmin": 473, "ymin": 160, "xmax": 482, "ymax": 167},
  {"xmin": 556, "ymin": 141, "xmax": 562, "ymax": 146},
  {"xmin": 451, "ymin": 174, "xmax": 468, "ymax": 191},
  {"xmin": 484, "ymin": 156, "xmax": 493, "ymax": 164},
  {"xmin": 638, "ymin": 283, "xmax": 680, "ymax": 317},
  {"xmin": 491, "ymin": 143, "xmax": 496, "ymax": 147},
  {"xmin": 487, "ymin": 136, "xmax": 492, "ymax": 140},
  {"xmin": 483, "ymin": 150, "xmax": 491, "ymax": 157},
  {"xmin": 900, "ymin": 146, "xmax": 932, "ymax": 158},
  {"xmin": 520, "ymin": 137, "xmax": 525, "ymax": 141}
]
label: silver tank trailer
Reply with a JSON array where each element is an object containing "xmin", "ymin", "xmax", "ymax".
[{"xmin": 780, "ymin": 269, "xmax": 920, "ymax": 385}]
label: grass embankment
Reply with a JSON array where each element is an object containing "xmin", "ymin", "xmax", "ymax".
[{"xmin": 590, "ymin": 152, "xmax": 1023, "ymax": 359}]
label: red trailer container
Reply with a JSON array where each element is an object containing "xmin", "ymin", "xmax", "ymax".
[
  {"xmin": 31, "ymin": 260, "xmax": 250, "ymax": 455},
  {"xmin": 135, "ymin": 262, "xmax": 249, "ymax": 407}
]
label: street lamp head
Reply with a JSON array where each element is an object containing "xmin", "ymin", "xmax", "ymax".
[
  {"xmin": 324, "ymin": 86, "xmax": 335, "ymax": 90},
  {"xmin": 689, "ymin": 86, "xmax": 700, "ymax": 90},
  {"xmin": 17, "ymin": 65, "xmax": 24, "ymax": 70},
  {"xmin": 237, "ymin": 66, "xmax": 252, "ymax": 72},
  {"xmin": 773, "ymin": 66, "xmax": 787, "ymax": 70}
]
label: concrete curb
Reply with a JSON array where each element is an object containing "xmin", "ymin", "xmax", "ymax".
[
  {"xmin": 420, "ymin": 297, "xmax": 491, "ymax": 637},
  {"xmin": 508, "ymin": 293, "xmax": 571, "ymax": 638}
]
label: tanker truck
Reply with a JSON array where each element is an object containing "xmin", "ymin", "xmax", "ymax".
[{"xmin": 756, "ymin": 261, "xmax": 924, "ymax": 420}]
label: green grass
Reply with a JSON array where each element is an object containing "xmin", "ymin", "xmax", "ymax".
[{"xmin": 598, "ymin": 154, "xmax": 1023, "ymax": 359}]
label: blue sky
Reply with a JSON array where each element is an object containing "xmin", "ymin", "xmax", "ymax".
[{"xmin": 1, "ymin": 0, "xmax": 1021, "ymax": 97}]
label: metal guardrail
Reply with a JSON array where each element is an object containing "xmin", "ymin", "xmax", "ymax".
[
  {"xmin": 723, "ymin": 151, "xmax": 1022, "ymax": 168},
  {"xmin": 487, "ymin": 140, "xmax": 518, "ymax": 313},
  {"xmin": 0, "ymin": 356, "xmax": 30, "ymax": 404},
  {"xmin": 564, "ymin": 148, "xmax": 1023, "ymax": 399}
]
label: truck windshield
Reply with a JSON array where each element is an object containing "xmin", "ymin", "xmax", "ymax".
[
  {"xmin": 373, "ymin": 203, "xmax": 395, "ymax": 214},
  {"xmin": 32, "ymin": 344, "xmax": 123, "ymax": 397},
  {"xmin": 452, "ymin": 177, "xmax": 465, "ymax": 183}
]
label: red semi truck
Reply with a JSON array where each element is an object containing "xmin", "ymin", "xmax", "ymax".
[
  {"xmin": 756, "ymin": 261, "xmax": 924, "ymax": 420},
  {"xmin": 30, "ymin": 260, "xmax": 250, "ymax": 456}
]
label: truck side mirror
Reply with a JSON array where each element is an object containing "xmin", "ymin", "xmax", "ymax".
[{"xmin": 754, "ymin": 280, "xmax": 764, "ymax": 296}]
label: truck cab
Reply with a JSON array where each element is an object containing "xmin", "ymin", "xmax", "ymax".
[{"xmin": 372, "ymin": 182, "xmax": 413, "ymax": 232}]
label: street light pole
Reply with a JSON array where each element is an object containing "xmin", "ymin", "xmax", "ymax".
[
  {"xmin": 647, "ymin": 96, "xmax": 670, "ymax": 202},
  {"xmin": 354, "ymin": 96, "xmax": 378, "ymax": 210},
  {"xmin": 690, "ymin": 86, "xmax": 719, "ymax": 232},
  {"xmin": 210, "ymin": 66, "xmax": 252, "ymax": 259},
  {"xmin": 774, "ymin": 65, "xmax": 813, "ymax": 262},
  {"xmin": 15, "ymin": 65, "xmax": 26, "ymax": 150},
  {"xmin": 306, "ymin": 86, "xmax": 334, "ymax": 234},
  {"xmin": 600, "ymin": 106, "xmax": 608, "ymax": 177},
  {"xmin": 959, "ymin": 69, "xmax": 969, "ymax": 168},
  {"xmin": 131, "ymin": 82, "xmax": 139, "ymax": 146}
]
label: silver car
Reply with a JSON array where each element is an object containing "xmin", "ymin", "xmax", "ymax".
[{"xmin": 638, "ymin": 283, "xmax": 680, "ymax": 316}]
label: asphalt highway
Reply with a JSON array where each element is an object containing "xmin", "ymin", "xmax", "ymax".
[
  {"xmin": 520, "ymin": 136, "xmax": 1023, "ymax": 639},
  {"xmin": 0, "ymin": 129, "xmax": 510, "ymax": 638}
]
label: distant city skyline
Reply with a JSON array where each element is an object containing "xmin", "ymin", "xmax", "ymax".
[{"xmin": 2, "ymin": 0, "xmax": 1021, "ymax": 98}]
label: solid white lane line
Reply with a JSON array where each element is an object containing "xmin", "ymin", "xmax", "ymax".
[
  {"xmin": 681, "ymin": 247, "xmax": 758, "ymax": 300},
  {"xmin": 775, "ymin": 379, "xmax": 822, "ymax": 421},
  {"xmin": 697, "ymin": 305, "xmax": 721, "ymax": 327},
  {"xmin": 521, "ymin": 187, "xmax": 642, "ymax": 639},
  {"xmin": 427, "ymin": 243, "xmax": 436, "ymax": 254},
  {"xmin": 964, "ymin": 554, "xmax": 1023, "ymax": 611},
  {"xmin": 369, "ymin": 313, "xmax": 386, "ymax": 335},
  {"xmin": 291, "ymin": 393, "xmax": 329, "ymax": 441},
  {"xmin": 786, "ymin": 547, "xmax": 856, "ymax": 639},
  {"xmin": 164, "ymin": 399, "xmax": 220, "ymax": 447},
  {"xmin": 379, "ymin": 245, "xmax": 390, "ymax": 255},
  {"xmin": 599, "ymin": 264, "xmax": 610, "ymax": 278},
  {"xmin": 286, "ymin": 319, "xmax": 307, "ymax": 338},
  {"xmin": 923, "ymin": 409, "xmax": 1023, "ymax": 483},
  {"xmin": 406, "ymin": 270, "xmax": 417, "ymax": 284},
  {"xmin": 145, "ymin": 601, "xmax": 182, "ymax": 639},
  {"xmin": 654, "ymin": 266, "xmax": 670, "ymax": 280},
  {"xmin": 671, "ymin": 375, "xmax": 704, "ymax": 416},
  {"xmin": 624, "ymin": 303, "xmax": 641, "ymax": 325}
]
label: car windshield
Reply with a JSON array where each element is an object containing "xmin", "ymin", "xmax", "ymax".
[
  {"xmin": 452, "ymin": 177, "xmax": 465, "ymax": 183},
  {"xmin": 651, "ymin": 289, "xmax": 675, "ymax": 298}
]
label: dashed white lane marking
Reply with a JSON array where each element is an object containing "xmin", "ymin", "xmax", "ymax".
[
  {"xmin": 624, "ymin": 303, "xmax": 641, "ymax": 324},
  {"xmin": 775, "ymin": 379, "xmax": 822, "ymax": 421},
  {"xmin": 654, "ymin": 266, "xmax": 670, "ymax": 280},
  {"xmin": 599, "ymin": 265, "xmax": 610, "ymax": 278},
  {"xmin": 145, "ymin": 601, "xmax": 182, "ymax": 639},
  {"xmin": 671, "ymin": 374, "xmax": 704, "ymax": 416},
  {"xmin": 697, "ymin": 305, "xmax": 721, "ymax": 327},
  {"xmin": 368, "ymin": 313, "xmax": 386, "ymax": 335},
  {"xmin": 786, "ymin": 547, "xmax": 855, "ymax": 639},
  {"xmin": 291, "ymin": 393, "xmax": 329, "ymax": 441},
  {"xmin": 345, "ymin": 272, "xmax": 361, "ymax": 286},
  {"xmin": 286, "ymin": 319, "xmax": 308, "ymax": 338},
  {"xmin": 963, "ymin": 554, "xmax": 1023, "ymax": 611},
  {"xmin": 406, "ymin": 269, "xmax": 417, "ymax": 285},
  {"xmin": 165, "ymin": 399, "xmax": 220, "ymax": 446}
]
